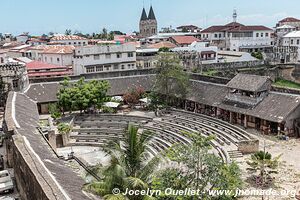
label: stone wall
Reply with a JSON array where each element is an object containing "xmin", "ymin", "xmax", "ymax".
[
  {"xmin": 199, "ymin": 60, "xmax": 265, "ymax": 70},
  {"xmin": 10, "ymin": 134, "xmax": 66, "ymax": 200},
  {"xmin": 238, "ymin": 139, "xmax": 259, "ymax": 154},
  {"xmin": 272, "ymin": 86, "xmax": 300, "ymax": 95}
]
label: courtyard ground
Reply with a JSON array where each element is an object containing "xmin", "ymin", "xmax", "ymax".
[{"xmin": 238, "ymin": 129, "xmax": 300, "ymax": 200}]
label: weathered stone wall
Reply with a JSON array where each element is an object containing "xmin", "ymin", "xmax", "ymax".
[
  {"xmin": 272, "ymin": 86, "xmax": 300, "ymax": 95},
  {"xmin": 238, "ymin": 139, "xmax": 259, "ymax": 154},
  {"xmin": 10, "ymin": 134, "xmax": 66, "ymax": 200},
  {"xmin": 199, "ymin": 60, "xmax": 265, "ymax": 70},
  {"xmin": 190, "ymin": 73, "xmax": 230, "ymax": 84}
]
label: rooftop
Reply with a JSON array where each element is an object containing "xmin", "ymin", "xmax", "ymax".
[
  {"xmin": 279, "ymin": 17, "xmax": 300, "ymax": 23},
  {"xmin": 283, "ymin": 31, "xmax": 300, "ymax": 38},
  {"xmin": 171, "ymin": 36, "xmax": 200, "ymax": 45},
  {"xmin": 226, "ymin": 73, "xmax": 271, "ymax": 92},
  {"xmin": 31, "ymin": 45, "xmax": 75, "ymax": 54},
  {"xmin": 51, "ymin": 35, "xmax": 87, "ymax": 41}
]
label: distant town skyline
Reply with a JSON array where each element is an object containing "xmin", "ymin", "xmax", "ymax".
[{"xmin": 1, "ymin": 0, "xmax": 300, "ymax": 35}]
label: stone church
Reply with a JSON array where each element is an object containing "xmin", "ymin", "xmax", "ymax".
[{"xmin": 139, "ymin": 6, "xmax": 157, "ymax": 38}]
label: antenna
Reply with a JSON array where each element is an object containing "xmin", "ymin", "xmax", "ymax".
[{"xmin": 233, "ymin": 9, "xmax": 237, "ymax": 22}]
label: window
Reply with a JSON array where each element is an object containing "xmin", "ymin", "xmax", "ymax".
[
  {"xmin": 214, "ymin": 34, "xmax": 218, "ymax": 38},
  {"xmin": 12, "ymin": 80, "xmax": 18, "ymax": 88},
  {"xmin": 297, "ymin": 40, "xmax": 300, "ymax": 45},
  {"xmin": 57, "ymin": 58, "xmax": 60, "ymax": 62},
  {"xmin": 96, "ymin": 66, "xmax": 103, "ymax": 72},
  {"xmin": 86, "ymin": 66, "xmax": 95, "ymax": 73},
  {"xmin": 121, "ymin": 65, "xmax": 125, "ymax": 69},
  {"xmin": 291, "ymin": 39, "xmax": 294, "ymax": 45},
  {"xmin": 105, "ymin": 54, "xmax": 111, "ymax": 59},
  {"xmin": 94, "ymin": 54, "xmax": 100, "ymax": 60},
  {"xmin": 265, "ymin": 33, "xmax": 269, "ymax": 37},
  {"xmin": 104, "ymin": 65, "xmax": 111, "ymax": 70},
  {"xmin": 256, "ymin": 33, "xmax": 259, "ymax": 37},
  {"xmin": 74, "ymin": 42, "xmax": 77, "ymax": 45},
  {"xmin": 83, "ymin": 42, "xmax": 86, "ymax": 45},
  {"xmin": 219, "ymin": 33, "xmax": 222, "ymax": 38},
  {"xmin": 113, "ymin": 65, "xmax": 119, "ymax": 70},
  {"xmin": 127, "ymin": 52, "xmax": 134, "ymax": 57},
  {"xmin": 117, "ymin": 53, "xmax": 122, "ymax": 58},
  {"xmin": 78, "ymin": 42, "xmax": 81, "ymax": 45},
  {"xmin": 261, "ymin": 33, "xmax": 264, "ymax": 37}
]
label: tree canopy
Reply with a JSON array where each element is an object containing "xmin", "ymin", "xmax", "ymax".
[
  {"xmin": 57, "ymin": 77, "xmax": 110, "ymax": 114},
  {"xmin": 154, "ymin": 53, "xmax": 190, "ymax": 104}
]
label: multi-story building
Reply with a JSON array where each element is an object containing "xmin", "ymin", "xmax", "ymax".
[
  {"xmin": 276, "ymin": 17, "xmax": 300, "ymax": 30},
  {"xmin": 201, "ymin": 22, "xmax": 273, "ymax": 52},
  {"xmin": 139, "ymin": 6, "xmax": 158, "ymax": 38},
  {"xmin": 73, "ymin": 43, "xmax": 136, "ymax": 75},
  {"xmin": 177, "ymin": 25, "xmax": 201, "ymax": 33},
  {"xmin": 26, "ymin": 61, "xmax": 72, "ymax": 80},
  {"xmin": 201, "ymin": 12, "xmax": 273, "ymax": 52},
  {"xmin": 0, "ymin": 63, "xmax": 29, "ymax": 106},
  {"xmin": 30, "ymin": 45, "xmax": 75, "ymax": 67},
  {"xmin": 282, "ymin": 31, "xmax": 300, "ymax": 61},
  {"xmin": 275, "ymin": 25, "xmax": 296, "ymax": 45},
  {"xmin": 172, "ymin": 41, "xmax": 218, "ymax": 69},
  {"xmin": 50, "ymin": 35, "xmax": 88, "ymax": 46}
]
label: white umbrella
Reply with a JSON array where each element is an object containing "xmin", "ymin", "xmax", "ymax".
[
  {"xmin": 139, "ymin": 97, "xmax": 151, "ymax": 104},
  {"xmin": 104, "ymin": 102, "xmax": 120, "ymax": 108}
]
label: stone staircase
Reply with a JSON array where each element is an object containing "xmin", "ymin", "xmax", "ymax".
[{"xmin": 227, "ymin": 150, "xmax": 243, "ymax": 159}]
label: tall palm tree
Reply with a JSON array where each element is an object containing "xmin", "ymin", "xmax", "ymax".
[{"xmin": 86, "ymin": 123, "xmax": 159, "ymax": 200}]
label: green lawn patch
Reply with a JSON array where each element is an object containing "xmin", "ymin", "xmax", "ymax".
[{"xmin": 273, "ymin": 79, "xmax": 300, "ymax": 90}]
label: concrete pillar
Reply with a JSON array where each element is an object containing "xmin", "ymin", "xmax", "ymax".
[
  {"xmin": 244, "ymin": 115, "xmax": 247, "ymax": 128},
  {"xmin": 194, "ymin": 103, "xmax": 197, "ymax": 113}
]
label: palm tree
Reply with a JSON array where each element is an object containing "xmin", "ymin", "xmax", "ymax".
[
  {"xmin": 86, "ymin": 124, "xmax": 160, "ymax": 200},
  {"xmin": 246, "ymin": 151, "xmax": 281, "ymax": 187}
]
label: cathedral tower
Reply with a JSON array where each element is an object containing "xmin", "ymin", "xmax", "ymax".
[{"xmin": 139, "ymin": 6, "xmax": 158, "ymax": 38}]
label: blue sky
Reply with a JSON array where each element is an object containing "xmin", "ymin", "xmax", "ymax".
[{"xmin": 1, "ymin": 0, "xmax": 300, "ymax": 35}]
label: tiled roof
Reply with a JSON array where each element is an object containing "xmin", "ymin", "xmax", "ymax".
[
  {"xmin": 229, "ymin": 26, "xmax": 273, "ymax": 32},
  {"xmin": 148, "ymin": 41, "xmax": 177, "ymax": 49},
  {"xmin": 279, "ymin": 17, "xmax": 300, "ymax": 23},
  {"xmin": 26, "ymin": 61, "xmax": 67, "ymax": 70},
  {"xmin": 171, "ymin": 36, "xmax": 200, "ymax": 45},
  {"xmin": 30, "ymin": 45, "xmax": 75, "ymax": 54},
  {"xmin": 24, "ymin": 75, "xmax": 300, "ymax": 123},
  {"xmin": 226, "ymin": 74, "xmax": 271, "ymax": 92},
  {"xmin": 51, "ymin": 35, "xmax": 87, "ymax": 41},
  {"xmin": 202, "ymin": 23, "xmax": 272, "ymax": 33}
]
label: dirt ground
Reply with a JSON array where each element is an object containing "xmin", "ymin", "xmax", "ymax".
[{"xmin": 238, "ymin": 130, "xmax": 300, "ymax": 200}]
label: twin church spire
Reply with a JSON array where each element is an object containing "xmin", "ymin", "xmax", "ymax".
[
  {"xmin": 139, "ymin": 5, "xmax": 157, "ymax": 37},
  {"xmin": 140, "ymin": 6, "xmax": 156, "ymax": 21}
]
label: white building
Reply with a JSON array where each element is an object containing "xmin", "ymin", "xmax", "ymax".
[
  {"xmin": 30, "ymin": 45, "xmax": 75, "ymax": 67},
  {"xmin": 16, "ymin": 33, "xmax": 29, "ymax": 43},
  {"xmin": 201, "ymin": 22, "xmax": 273, "ymax": 52},
  {"xmin": 276, "ymin": 17, "xmax": 300, "ymax": 29},
  {"xmin": 50, "ymin": 35, "xmax": 88, "ymax": 46},
  {"xmin": 73, "ymin": 43, "xmax": 136, "ymax": 75},
  {"xmin": 172, "ymin": 41, "xmax": 218, "ymax": 64},
  {"xmin": 282, "ymin": 31, "xmax": 300, "ymax": 61}
]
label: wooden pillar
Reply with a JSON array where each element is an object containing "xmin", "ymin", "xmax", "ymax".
[
  {"xmin": 244, "ymin": 115, "xmax": 247, "ymax": 128},
  {"xmin": 229, "ymin": 112, "xmax": 233, "ymax": 124}
]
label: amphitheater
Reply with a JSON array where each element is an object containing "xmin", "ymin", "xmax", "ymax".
[{"xmin": 67, "ymin": 108, "xmax": 257, "ymax": 164}]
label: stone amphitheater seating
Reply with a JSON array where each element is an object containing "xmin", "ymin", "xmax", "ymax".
[{"xmin": 68, "ymin": 110, "xmax": 255, "ymax": 163}]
